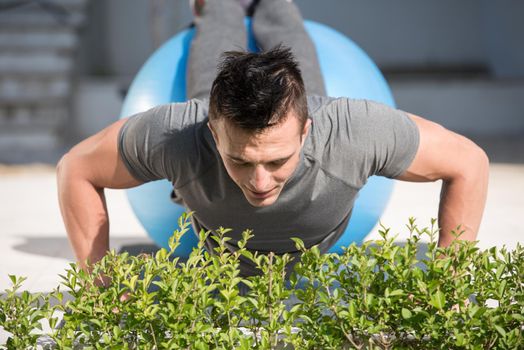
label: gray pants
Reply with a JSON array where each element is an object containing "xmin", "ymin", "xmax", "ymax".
[{"xmin": 186, "ymin": 0, "xmax": 326, "ymax": 100}]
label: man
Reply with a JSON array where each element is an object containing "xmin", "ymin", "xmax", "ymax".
[{"xmin": 57, "ymin": 0, "xmax": 489, "ymax": 278}]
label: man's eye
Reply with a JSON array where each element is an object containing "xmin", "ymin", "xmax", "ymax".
[
  {"xmin": 232, "ymin": 161, "xmax": 249, "ymax": 167},
  {"xmin": 269, "ymin": 160, "xmax": 286, "ymax": 167}
]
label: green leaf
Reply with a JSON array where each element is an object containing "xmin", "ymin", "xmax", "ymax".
[
  {"xmin": 429, "ymin": 290, "xmax": 446, "ymax": 310},
  {"xmin": 364, "ymin": 293, "xmax": 375, "ymax": 308},
  {"xmin": 299, "ymin": 314, "xmax": 314, "ymax": 323},
  {"xmin": 220, "ymin": 290, "xmax": 230, "ymax": 300},
  {"xmin": 113, "ymin": 325, "xmax": 121, "ymax": 338},
  {"xmin": 494, "ymin": 324, "xmax": 506, "ymax": 337},
  {"xmin": 389, "ymin": 289, "xmax": 404, "ymax": 297},
  {"xmin": 498, "ymin": 279, "xmax": 507, "ymax": 298},
  {"xmin": 468, "ymin": 304, "xmax": 481, "ymax": 318},
  {"xmin": 318, "ymin": 291, "xmax": 330, "ymax": 304},
  {"xmin": 416, "ymin": 279, "xmax": 427, "ymax": 291},
  {"xmin": 455, "ymin": 331, "xmax": 465, "ymax": 346},
  {"xmin": 495, "ymin": 264, "xmax": 505, "ymax": 279},
  {"xmin": 366, "ymin": 258, "xmax": 377, "ymax": 268},
  {"xmin": 401, "ymin": 308, "xmax": 412, "ymax": 319},
  {"xmin": 196, "ymin": 339, "xmax": 212, "ymax": 350},
  {"xmin": 412, "ymin": 267, "xmax": 423, "ymax": 280},
  {"xmin": 22, "ymin": 290, "xmax": 30, "ymax": 303},
  {"xmin": 129, "ymin": 275, "xmax": 138, "ymax": 290},
  {"xmin": 90, "ymin": 318, "xmax": 102, "ymax": 328},
  {"xmin": 8, "ymin": 275, "xmax": 17, "ymax": 285},
  {"xmin": 290, "ymin": 237, "xmax": 305, "ymax": 251},
  {"xmin": 290, "ymin": 304, "xmax": 301, "ymax": 314},
  {"xmin": 511, "ymin": 314, "xmax": 524, "ymax": 322},
  {"xmin": 48, "ymin": 317, "xmax": 57, "ymax": 329},
  {"xmin": 239, "ymin": 338, "xmax": 252, "ymax": 350},
  {"xmin": 155, "ymin": 248, "xmax": 167, "ymax": 261},
  {"xmin": 348, "ymin": 300, "xmax": 357, "ymax": 319}
]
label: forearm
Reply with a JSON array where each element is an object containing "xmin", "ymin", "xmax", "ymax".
[
  {"xmin": 57, "ymin": 156, "xmax": 110, "ymax": 270},
  {"xmin": 437, "ymin": 160, "xmax": 489, "ymax": 247}
]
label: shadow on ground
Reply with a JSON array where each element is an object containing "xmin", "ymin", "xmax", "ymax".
[{"xmin": 12, "ymin": 236, "xmax": 159, "ymax": 261}]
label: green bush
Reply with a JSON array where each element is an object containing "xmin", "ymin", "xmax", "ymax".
[{"xmin": 1, "ymin": 214, "xmax": 523, "ymax": 349}]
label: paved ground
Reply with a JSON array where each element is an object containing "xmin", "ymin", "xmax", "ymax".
[{"xmin": 1, "ymin": 162, "xmax": 522, "ymax": 294}]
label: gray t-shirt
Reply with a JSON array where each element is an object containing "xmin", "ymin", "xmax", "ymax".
[{"xmin": 118, "ymin": 96, "xmax": 419, "ymax": 276}]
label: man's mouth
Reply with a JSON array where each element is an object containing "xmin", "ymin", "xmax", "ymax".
[{"xmin": 247, "ymin": 187, "xmax": 276, "ymax": 199}]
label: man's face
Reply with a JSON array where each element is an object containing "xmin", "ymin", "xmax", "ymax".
[{"xmin": 209, "ymin": 111, "xmax": 311, "ymax": 207}]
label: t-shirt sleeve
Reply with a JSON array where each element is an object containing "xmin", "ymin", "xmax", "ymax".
[
  {"xmin": 118, "ymin": 100, "xmax": 210, "ymax": 184},
  {"xmin": 319, "ymin": 98, "xmax": 420, "ymax": 185},
  {"xmin": 346, "ymin": 99, "xmax": 420, "ymax": 179},
  {"xmin": 118, "ymin": 104, "xmax": 176, "ymax": 182}
]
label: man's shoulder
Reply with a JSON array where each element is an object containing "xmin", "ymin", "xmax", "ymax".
[
  {"xmin": 307, "ymin": 95, "xmax": 336, "ymax": 115},
  {"xmin": 306, "ymin": 95, "xmax": 356, "ymax": 136},
  {"xmin": 304, "ymin": 96, "xmax": 391, "ymax": 172},
  {"xmin": 153, "ymin": 98, "xmax": 210, "ymax": 127},
  {"xmin": 124, "ymin": 98, "xmax": 210, "ymax": 140},
  {"xmin": 118, "ymin": 98, "xmax": 215, "ymax": 184},
  {"xmin": 307, "ymin": 95, "xmax": 369, "ymax": 120},
  {"xmin": 122, "ymin": 98, "xmax": 213, "ymax": 154}
]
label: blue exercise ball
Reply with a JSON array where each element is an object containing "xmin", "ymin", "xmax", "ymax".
[{"xmin": 120, "ymin": 20, "xmax": 396, "ymax": 257}]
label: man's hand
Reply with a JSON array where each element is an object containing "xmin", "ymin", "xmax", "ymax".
[{"xmin": 396, "ymin": 113, "xmax": 489, "ymax": 247}]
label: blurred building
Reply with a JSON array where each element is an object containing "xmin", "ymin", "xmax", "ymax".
[
  {"xmin": 0, "ymin": 0, "xmax": 88, "ymax": 162},
  {"xmin": 0, "ymin": 0, "xmax": 523, "ymax": 163}
]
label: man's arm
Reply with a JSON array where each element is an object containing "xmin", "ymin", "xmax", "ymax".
[
  {"xmin": 57, "ymin": 118, "xmax": 143, "ymax": 271},
  {"xmin": 395, "ymin": 113, "xmax": 489, "ymax": 247}
]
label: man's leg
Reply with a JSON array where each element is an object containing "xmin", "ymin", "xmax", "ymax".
[
  {"xmin": 187, "ymin": 0, "xmax": 247, "ymax": 100},
  {"xmin": 252, "ymin": 0, "xmax": 326, "ymax": 96}
]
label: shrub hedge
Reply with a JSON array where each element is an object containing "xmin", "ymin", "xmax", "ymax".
[{"xmin": 1, "ymin": 214, "xmax": 523, "ymax": 349}]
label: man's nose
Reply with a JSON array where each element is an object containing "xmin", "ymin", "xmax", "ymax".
[{"xmin": 249, "ymin": 165, "xmax": 271, "ymax": 191}]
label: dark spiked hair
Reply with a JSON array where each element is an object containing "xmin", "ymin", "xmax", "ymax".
[{"xmin": 208, "ymin": 45, "xmax": 308, "ymax": 132}]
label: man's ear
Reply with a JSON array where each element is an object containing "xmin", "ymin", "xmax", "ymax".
[
  {"xmin": 300, "ymin": 118, "xmax": 312, "ymax": 146},
  {"xmin": 207, "ymin": 121, "xmax": 219, "ymax": 146}
]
